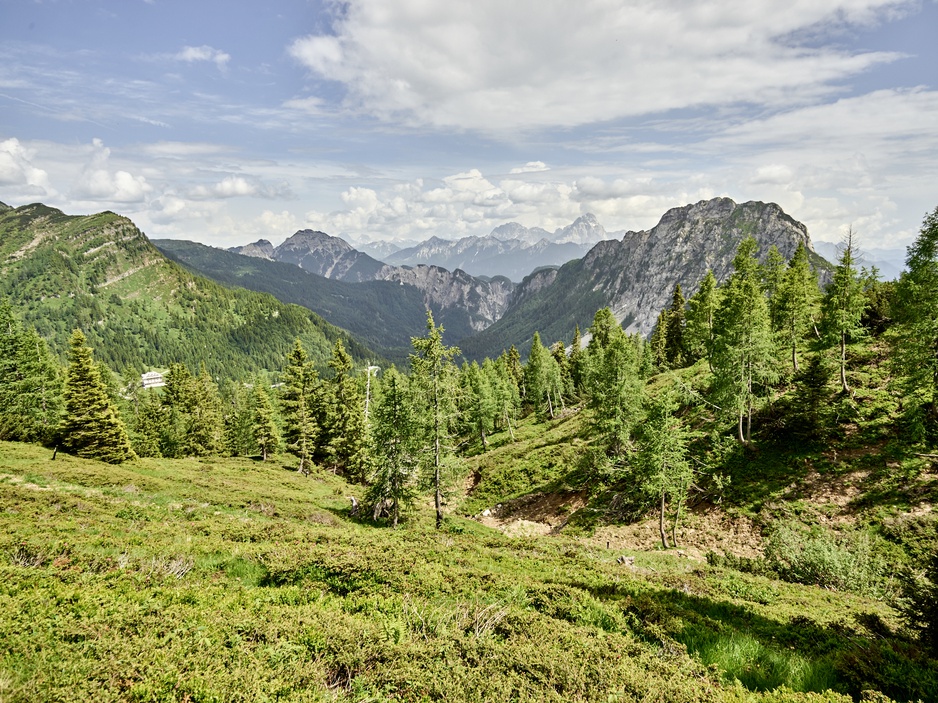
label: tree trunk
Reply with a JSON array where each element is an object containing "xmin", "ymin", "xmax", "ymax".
[
  {"xmin": 671, "ymin": 494, "xmax": 683, "ymax": 548},
  {"xmin": 480, "ymin": 425, "xmax": 487, "ymax": 450},
  {"xmin": 792, "ymin": 340, "xmax": 799, "ymax": 373},
  {"xmin": 659, "ymin": 492, "xmax": 670, "ymax": 549},
  {"xmin": 840, "ymin": 333, "xmax": 850, "ymax": 393},
  {"xmin": 505, "ymin": 410, "xmax": 515, "ymax": 441},
  {"xmin": 737, "ymin": 411, "xmax": 745, "ymax": 444}
]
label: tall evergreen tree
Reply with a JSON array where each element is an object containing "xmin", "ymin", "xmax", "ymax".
[
  {"xmin": 58, "ymin": 330, "xmax": 136, "ymax": 464},
  {"xmin": 649, "ymin": 308, "xmax": 669, "ymax": 369},
  {"xmin": 664, "ymin": 284, "xmax": 687, "ymax": 368},
  {"xmin": 712, "ymin": 237, "xmax": 778, "ymax": 444},
  {"xmin": 822, "ymin": 229, "xmax": 867, "ymax": 393},
  {"xmin": 280, "ymin": 340, "xmax": 321, "ymax": 474},
  {"xmin": 636, "ymin": 393, "xmax": 694, "ymax": 549},
  {"xmin": 685, "ymin": 270, "xmax": 720, "ymax": 369},
  {"xmin": 762, "ymin": 244, "xmax": 788, "ymax": 329},
  {"xmin": 525, "ymin": 332, "xmax": 561, "ymax": 420},
  {"xmin": 221, "ymin": 380, "xmax": 255, "ymax": 457},
  {"xmin": 366, "ymin": 367, "xmax": 419, "ymax": 526},
  {"xmin": 776, "ymin": 242, "xmax": 821, "ymax": 373},
  {"xmin": 489, "ymin": 356, "xmax": 520, "ymax": 441},
  {"xmin": 461, "ymin": 361, "xmax": 497, "ymax": 449},
  {"xmin": 893, "ymin": 206, "xmax": 938, "ymax": 438},
  {"xmin": 326, "ymin": 339, "xmax": 368, "ymax": 481},
  {"xmin": 568, "ymin": 325, "xmax": 586, "ymax": 395},
  {"xmin": 410, "ymin": 311, "xmax": 460, "ymax": 529},
  {"xmin": 251, "ymin": 383, "xmax": 280, "ymax": 461}
]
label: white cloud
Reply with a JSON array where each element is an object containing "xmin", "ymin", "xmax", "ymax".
[
  {"xmin": 510, "ymin": 161, "xmax": 549, "ymax": 174},
  {"xmin": 0, "ymin": 138, "xmax": 53, "ymax": 197},
  {"xmin": 70, "ymin": 138, "xmax": 151, "ymax": 204},
  {"xmin": 289, "ymin": 0, "xmax": 910, "ymax": 131},
  {"xmin": 173, "ymin": 45, "xmax": 231, "ymax": 71},
  {"xmin": 187, "ymin": 175, "xmax": 295, "ymax": 200}
]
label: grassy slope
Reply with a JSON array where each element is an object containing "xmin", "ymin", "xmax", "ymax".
[
  {"xmin": 2, "ymin": 440, "xmax": 935, "ymax": 702},
  {"xmin": 0, "ymin": 204, "xmax": 375, "ymax": 376}
]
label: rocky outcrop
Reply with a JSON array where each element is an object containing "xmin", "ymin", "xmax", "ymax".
[
  {"xmin": 271, "ymin": 230, "xmax": 386, "ymax": 282},
  {"xmin": 460, "ymin": 198, "xmax": 831, "ymax": 360},
  {"xmin": 229, "ymin": 239, "xmax": 274, "ymax": 260}
]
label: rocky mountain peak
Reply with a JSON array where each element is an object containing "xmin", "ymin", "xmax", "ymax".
[
  {"xmin": 229, "ymin": 239, "xmax": 275, "ymax": 260},
  {"xmin": 553, "ymin": 213, "xmax": 607, "ymax": 245}
]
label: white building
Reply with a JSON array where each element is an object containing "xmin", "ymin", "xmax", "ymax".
[{"xmin": 141, "ymin": 371, "xmax": 165, "ymax": 389}]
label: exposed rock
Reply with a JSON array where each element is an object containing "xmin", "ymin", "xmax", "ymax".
[{"xmin": 229, "ymin": 239, "xmax": 274, "ymax": 260}]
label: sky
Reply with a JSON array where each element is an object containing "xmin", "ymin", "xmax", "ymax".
[{"xmin": 1, "ymin": 0, "xmax": 937, "ymax": 258}]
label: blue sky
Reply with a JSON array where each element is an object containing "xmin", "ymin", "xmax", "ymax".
[{"xmin": 1, "ymin": 0, "xmax": 936, "ymax": 258}]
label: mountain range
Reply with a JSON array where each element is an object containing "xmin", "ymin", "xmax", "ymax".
[
  {"xmin": 0, "ymin": 202, "xmax": 373, "ymax": 376},
  {"xmin": 3, "ymin": 197, "xmax": 833, "ymax": 372}
]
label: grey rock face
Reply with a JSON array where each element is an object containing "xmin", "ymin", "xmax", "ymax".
[{"xmin": 229, "ymin": 239, "xmax": 275, "ymax": 260}]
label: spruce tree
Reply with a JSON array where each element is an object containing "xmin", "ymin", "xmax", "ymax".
[
  {"xmin": 524, "ymin": 332, "xmax": 560, "ymax": 420},
  {"xmin": 776, "ymin": 242, "xmax": 821, "ymax": 373},
  {"xmin": 822, "ymin": 229, "xmax": 867, "ymax": 394},
  {"xmin": 649, "ymin": 308, "xmax": 669, "ymax": 369},
  {"xmin": 461, "ymin": 361, "xmax": 497, "ymax": 449},
  {"xmin": 280, "ymin": 340, "xmax": 321, "ymax": 474},
  {"xmin": 489, "ymin": 356, "xmax": 520, "ymax": 441},
  {"xmin": 664, "ymin": 284, "xmax": 687, "ymax": 368},
  {"xmin": 712, "ymin": 237, "xmax": 778, "ymax": 444},
  {"xmin": 410, "ymin": 311, "xmax": 459, "ymax": 529},
  {"xmin": 251, "ymin": 383, "xmax": 280, "ymax": 461},
  {"xmin": 221, "ymin": 380, "xmax": 255, "ymax": 457},
  {"xmin": 326, "ymin": 339, "xmax": 367, "ymax": 481},
  {"xmin": 366, "ymin": 367, "xmax": 418, "ymax": 526},
  {"xmin": 58, "ymin": 330, "xmax": 136, "ymax": 464},
  {"xmin": 568, "ymin": 325, "xmax": 586, "ymax": 395},
  {"xmin": 893, "ymin": 206, "xmax": 938, "ymax": 438},
  {"xmin": 686, "ymin": 270, "xmax": 720, "ymax": 369},
  {"xmin": 585, "ymin": 318, "xmax": 643, "ymax": 457},
  {"xmin": 762, "ymin": 244, "xmax": 787, "ymax": 330}
]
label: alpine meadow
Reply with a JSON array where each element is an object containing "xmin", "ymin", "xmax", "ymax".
[{"xmin": 2, "ymin": 195, "xmax": 938, "ymax": 702}]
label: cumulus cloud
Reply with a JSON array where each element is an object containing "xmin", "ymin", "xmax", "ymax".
[
  {"xmin": 289, "ymin": 0, "xmax": 909, "ymax": 131},
  {"xmin": 510, "ymin": 161, "xmax": 549, "ymax": 174},
  {"xmin": 187, "ymin": 175, "xmax": 295, "ymax": 200},
  {"xmin": 0, "ymin": 138, "xmax": 53, "ymax": 196},
  {"xmin": 70, "ymin": 138, "xmax": 151, "ymax": 204},
  {"xmin": 173, "ymin": 45, "xmax": 231, "ymax": 70}
]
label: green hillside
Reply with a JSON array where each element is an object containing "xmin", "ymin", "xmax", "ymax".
[
  {"xmin": 0, "ymin": 204, "xmax": 374, "ymax": 376},
  {"xmin": 154, "ymin": 238, "xmax": 431, "ymax": 364},
  {"xmin": 2, "ymin": 440, "xmax": 929, "ymax": 702}
]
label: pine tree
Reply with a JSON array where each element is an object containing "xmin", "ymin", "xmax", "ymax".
[
  {"xmin": 58, "ymin": 330, "xmax": 136, "ymax": 464},
  {"xmin": 366, "ymin": 367, "xmax": 418, "ymax": 526},
  {"xmin": 776, "ymin": 242, "xmax": 821, "ymax": 373},
  {"xmin": 822, "ymin": 229, "xmax": 867, "ymax": 394},
  {"xmin": 251, "ymin": 384, "xmax": 279, "ymax": 461},
  {"xmin": 326, "ymin": 339, "xmax": 367, "ymax": 481},
  {"xmin": 712, "ymin": 237, "xmax": 778, "ymax": 444},
  {"xmin": 410, "ymin": 311, "xmax": 460, "ymax": 529},
  {"xmin": 686, "ymin": 270, "xmax": 720, "ymax": 369},
  {"xmin": 664, "ymin": 284, "xmax": 687, "ymax": 368},
  {"xmin": 280, "ymin": 340, "xmax": 320, "ymax": 474},
  {"xmin": 893, "ymin": 206, "xmax": 938, "ymax": 438}
]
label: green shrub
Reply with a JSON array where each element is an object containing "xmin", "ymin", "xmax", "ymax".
[
  {"xmin": 898, "ymin": 550, "xmax": 938, "ymax": 655},
  {"xmin": 763, "ymin": 525, "xmax": 890, "ymax": 597}
]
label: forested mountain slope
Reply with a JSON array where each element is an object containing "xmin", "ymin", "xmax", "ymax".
[
  {"xmin": 462, "ymin": 198, "xmax": 832, "ymax": 359},
  {"xmin": 0, "ymin": 203, "xmax": 373, "ymax": 376}
]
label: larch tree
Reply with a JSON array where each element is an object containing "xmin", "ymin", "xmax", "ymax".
[
  {"xmin": 410, "ymin": 310, "xmax": 460, "ymax": 529},
  {"xmin": 664, "ymin": 284, "xmax": 687, "ymax": 369},
  {"xmin": 636, "ymin": 393, "xmax": 694, "ymax": 549},
  {"xmin": 712, "ymin": 237, "xmax": 778, "ymax": 444},
  {"xmin": 893, "ymin": 206, "xmax": 938, "ymax": 438},
  {"xmin": 58, "ymin": 330, "xmax": 136, "ymax": 464},
  {"xmin": 822, "ymin": 229, "xmax": 867, "ymax": 394}
]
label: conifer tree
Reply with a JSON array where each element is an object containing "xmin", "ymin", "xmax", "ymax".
[
  {"xmin": 822, "ymin": 229, "xmax": 867, "ymax": 394},
  {"xmin": 410, "ymin": 311, "xmax": 460, "ymax": 529},
  {"xmin": 280, "ymin": 340, "xmax": 320, "ymax": 474},
  {"xmin": 664, "ymin": 284, "xmax": 687, "ymax": 368},
  {"xmin": 893, "ymin": 206, "xmax": 938, "ymax": 437},
  {"xmin": 686, "ymin": 270, "xmax": 720, "ymax": 369},
  {"xmin": 712, "ymin": 237, "xmax": 778, "ymax": 444},
  {"xmin": 461, "ymin": 361, "xmax": 497, "ymax": 449},
  {"xmin": 503, "ymin": 345, "xmax": 524, "ymax": 399},
  {"xmin": 568, "ymin": 325, "xmax": 586, "ymax": 394},
  {"xmin": 762, "ymin": 244, "xmax": 787, "ymax": 329},
  {"xmin": 525, "ymin": 332, "xmax": 561, "ymax": 420},
  {"xmin": 585, "ymin": 313, "xmax": 643, "ymax": 457},
  {"xmin": 251, "ymin": 383, "xmax": 279, "ymax": 461},
  {"xmin": 649, "ymin": 309, "xmax": 669, "ymax": 369},
  {"xmin": 58, "ymin": 330, "xmax": 136, "ymax": 464},
  {"xmin": 188, "ymin": 364, "xmax": 225, "ymax": 456},
  {"xmin": 636, "ymin": 392, "xmax": 694, "ymax": 549},
  {"xmin": 0, "ymin": 302, "xmax": 63, "ymax": 443},
  {"xmin": 366, "ymin": 367, "xmax": 418, "ymax": 526},
  {"xmin": 489, "ymin": 356, "xmax": 520, "ymax": 440},
  {"xmin": 221, "ymin": 380, "xmax": 255, "ymax": 457},
  {"xmin": 776, "ymin": 243, "xmax": 821, "ymax": 373},
  {"xmin": 326, "ymin": 339, "xmax": 368, "ymax": 481},
  {"xmin": 132, "ymin": 388, "xmax": 166, "ymax": 458}
]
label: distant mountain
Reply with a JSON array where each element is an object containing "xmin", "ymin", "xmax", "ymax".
[
  {"xmin": 813, "ymin": 241, "xmax": 905, "ymax": 281},
  {"xmin": 460, "ymin": 198, "xmax": 832, "ymax": 360},
  {"xmin": 229, "ymin": 238, "xmax": 275, "ymax": 260},
  {"xmin": 383, "ymin": 213, "xmax": 610, "ymax": 281},
  {"xmin": 0, "ymin": 203, "xmax": 374, "ymax": 376},
  {"xmin": 230, "ymin": 229, "xmax": 515, "ymax": 334},
  {"xmin": 356, "ymin": 239, "xmax": 414, "ymax": 260},
  {"xmin": 156, "ymin": 239, "xmax": 501, "ymax": 363}
]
